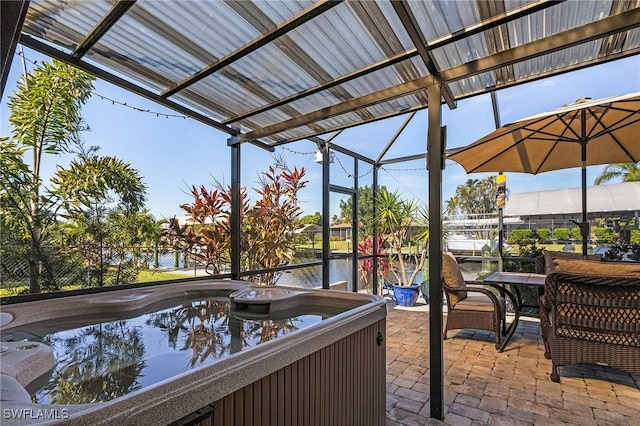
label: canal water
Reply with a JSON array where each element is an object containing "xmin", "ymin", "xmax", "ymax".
[{"xmin": 153, "ymin": 252, "xmax": 484, "ymax": 289}]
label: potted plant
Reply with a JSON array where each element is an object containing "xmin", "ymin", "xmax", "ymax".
[
  {"xmin": 375, "ymin": 190, "xmax": 430, "ymax": 306},
  {"xmin": 357, "ymin": 235, "xmax": 390, "ymax": 294}
]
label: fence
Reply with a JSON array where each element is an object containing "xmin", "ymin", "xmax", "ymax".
[{"xmin": 0, "ymin": 245, "xmax": 208, "ymax": 296}]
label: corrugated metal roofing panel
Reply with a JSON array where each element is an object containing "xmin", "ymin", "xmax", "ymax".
[
  {"xmin": 14, "ymin": 0, "xmax": 640, "ymax": 143},
  {"xmin": 22, "ymin": 1, "xmax": 111, "ymax": 51},
  {"xmin": 408, "ymin": 0, "xmax": 479, "ymax": 42},
  {"xmin": 364, "ymin": 94, "xmax": 425, "ymax": 117},
  {"xmin": 448, "ymin": 71, "xmax": 498, "ymax": 98},
  {"xmin": 432, "ymin": 1, "xmax": 621, "ymax": 70}
]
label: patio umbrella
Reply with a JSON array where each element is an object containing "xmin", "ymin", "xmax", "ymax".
[{"xmin": 449, "ymin": 91, "xmax": 640, "ymax": 256}]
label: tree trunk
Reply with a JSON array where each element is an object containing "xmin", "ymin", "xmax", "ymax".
[
  {"xmin": 28, "ymin": 203, "xmax": 42, "ymax": 293},
  {"xmin": 28, "ymin": 259, "xmax": 40, "ymax": 294}
]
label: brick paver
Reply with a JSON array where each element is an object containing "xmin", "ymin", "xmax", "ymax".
[{"xmin": 385, "ymin": 301, "xmax": 640, "ymax": 425}]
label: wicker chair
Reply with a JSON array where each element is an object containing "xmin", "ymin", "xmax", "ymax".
[
  {"xmin": 540, "ymin": 271, "xmax": 640, "ymax": 382},
  {"xmin": 442, "ymin": 252, "xmax": 516, "ymax": 351}
]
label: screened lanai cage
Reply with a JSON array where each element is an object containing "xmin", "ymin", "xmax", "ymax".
[{"xmin": 2, "ymin": 0, "xmax": 639, "ymax": 419}]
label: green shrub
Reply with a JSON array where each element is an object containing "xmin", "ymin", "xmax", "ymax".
[
  {"xmin": 593, "ymin": 227, "xmax": 615, "ymax": 244},
  {"xmin": 507, "ymin": 229, "xmax": 532, "ymax": 245},
  {"xmin": 535, "ymin": 228, "xmax": 551, "ymax": 243},
  {"xmin": 631, "ymin": 230, "xmax": 640, "ymax": 244},
  {"xmin": 570, "ymin": 227, "xmax": 581, "ymax": 240},
  {"xmin": 553, "ymin": 228, "xmax": 570, "ymax": 241}
]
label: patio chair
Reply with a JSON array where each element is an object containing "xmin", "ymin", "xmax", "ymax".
[{"xmin": 442, "ymin": 252, "xmax": 511, "ymax": 350}]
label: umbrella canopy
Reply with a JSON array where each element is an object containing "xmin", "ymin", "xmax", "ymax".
[{"xmin": 449, "ymin": 91, "xmax": 640, "ymax": 256}]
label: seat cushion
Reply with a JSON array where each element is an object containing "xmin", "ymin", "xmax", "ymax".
[
  {"xmin": 442, "ymin": 252, "xmax": 467, "ymax": 305},
  {"xmin": 543, "ymin": 250, "xmax": 602, "ymax": 275},
  {"xmin": 454, "ymin": 295, "xmax": 505, "ymax": 312},
  {"xmin": 552, "ymin": 258, "xmax": 640, "ymax": 276}
]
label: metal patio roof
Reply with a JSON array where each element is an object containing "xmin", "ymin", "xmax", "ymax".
[
  {"xmin": 2, "ymin": 0, "xmax": 639, "ymax": 152},
  {"xmin": 2, "ymin": 1, "xmax": 640, "ymax": 421}
]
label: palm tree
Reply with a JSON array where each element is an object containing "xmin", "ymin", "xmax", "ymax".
[
  {"xmin": 445, "ymin": 197, "xmax": 459, "ymax": 217},
  {"xmin": 594, "ymin": 163, "xmax": 640, "ymax": 185},
  {"xmin": 375, "ymin": 190, "xmax": 429, "ymax": 287},
  {"xmin": 452, "ymin": 177, "xmax": 498, "ymax": 216},
  {"xmin": 51, "ymin": 153, "xmax": 147, "ymax": 212},
  {"xmin": 52, "ymin": 149, "xmax": 148, "ymax": 286},
  {"xmin": 455, "ymin": 179, "xmax": 480, "ymax": 215},
  {"xmin": 6, "ymin": 60, "xmax": 94, "ymax": 292}
]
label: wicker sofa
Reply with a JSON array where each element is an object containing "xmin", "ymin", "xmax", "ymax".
[{"xmin": 539, "ymin": 259, "xmax": 640, "ymax": 382}]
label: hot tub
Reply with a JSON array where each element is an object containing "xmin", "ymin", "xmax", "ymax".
[{"xmin": 0, "ymin": 280, "xmax": 387, "ymax": 425}]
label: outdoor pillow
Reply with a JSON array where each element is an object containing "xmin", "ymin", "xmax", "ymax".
[
  {"xmin": 442, "ymin": 252, "xmax": 467, "ymax": 305},
  {"xmin": 543, "ymin": 250, "xmax": 602, "ymax": 275},
  {"xmin": 552, "ymin": 258, "xmax": 640, "ymax": 276}
]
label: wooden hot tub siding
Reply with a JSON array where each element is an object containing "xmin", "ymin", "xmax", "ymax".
[{"xmin": 173, "ymin": 318, "xmax": 386, "ymax": 426}]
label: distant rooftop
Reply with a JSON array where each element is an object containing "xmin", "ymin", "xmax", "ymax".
[{"xmin": 505, "ymin": 181, "xmax": 640, "ymax": 220}]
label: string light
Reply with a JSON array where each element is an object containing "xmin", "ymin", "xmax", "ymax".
[
  {"xmin": 333, "ymin": 153, "xmax": 373, "ymax": 179},
  {"xmin": 93, "ymin": 93, "xmax": 187, "ymax": 119},
  {"xmin": 280, "ymin": 146, "xmax": 314, "ymax": 156},
  {"xmin": 17, "ymin": 51, "xmax": 191, "ymax": 120},
  {"xmin": 383, "ymin": 166, "xmax": 425, "ymax": 172},
  {"xmin": 14, "ymin": 52, "xmax": 462, "ymax": 167}
]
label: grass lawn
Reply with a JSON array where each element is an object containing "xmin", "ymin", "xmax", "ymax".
[
  {"xmin": 296, "ymin": 241, "xmax": 591, "ymax": 257},
  {"xmin": 297, "ymin": 240, "xmax": 354, "ymax": 251},
  {"xmin": 510, "ymin": 243, "xmax": 593, "ymax": 255},
  {"xmin": 296, "ymin": 240, "xmax": 424, "ymax": 253},
  {"xmin": 0, "ymin": 270, "xmax": 194, "ymax": 298}
]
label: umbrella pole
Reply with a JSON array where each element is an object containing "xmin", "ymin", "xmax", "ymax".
[
  {"xmin": 581, "ymin": 162, "xmax": 588, "ymax": 257},
  {"xmin": 580, "ymin": 112, "xmax": 589, "ymax": 257}
]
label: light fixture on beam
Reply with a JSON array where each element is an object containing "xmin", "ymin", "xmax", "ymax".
[{"xmin": 315, "ymin": 146, "xmax": 335, "ymax": 164}]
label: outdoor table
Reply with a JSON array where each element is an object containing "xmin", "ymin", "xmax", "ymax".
[{"xmin": 483, "ymin": 272, "xmax": 547, "ymax": 351}]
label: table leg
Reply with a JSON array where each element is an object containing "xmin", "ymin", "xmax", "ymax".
[
  {"xmin": 509, "ymin": 284, "xmax": 523, "ymax": 312},
  {"xmin": 498, "ymin": 286, "xmax": 519, "ymax": 352},
  {"xmin": 483, "ymin": 283, "xmax": 519, "ymax": 352}
]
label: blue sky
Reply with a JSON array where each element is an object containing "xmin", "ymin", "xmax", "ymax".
[{"xmin": 1, "ymin": 47, "xmax": 639, "ymax": 221}]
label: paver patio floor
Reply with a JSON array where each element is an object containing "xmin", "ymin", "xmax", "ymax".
[{"xmin": 385, "ymin": 301, "xmax": 640, "ymax": 426}]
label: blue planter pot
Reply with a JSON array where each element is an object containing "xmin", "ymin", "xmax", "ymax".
[
  {"xmin": 391, "ymin": 283, "xmax": 420, "ymax": 307},
  {"xmin": 419, "ymin": 280, "xmax": 430, "ymax": 303}
]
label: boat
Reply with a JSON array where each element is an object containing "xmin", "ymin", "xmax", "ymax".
[{"xmin": 445, "ymin": 234, "xmax": 492, "ymax": 255}]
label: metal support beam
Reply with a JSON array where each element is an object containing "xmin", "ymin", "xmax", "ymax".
[
  {"xmin": 372, "ymin": 166, "xmax": 379, "ymax": 296},
  {"xmin": 321, "ymin": 143, "xmax": 330, "ymax": 289},
  {"xmin": 329, "ymin": 144, "xmax": 375, "ymax": 165},
  {"xmin": 224, "ymin": 0, "xmax": 562, "ymax": 125},
  {"xmin": 224, "ymin": 49, "xmax": 416, "ymax": 125},
  {"xmin": 378, "ymin": 146, "xmax": 461, "ymax": 166},
  {"xmin": 377, "ymin": 111, "xmax": 417, "ymax": 163},
  {"xmin": 390, "ymin": 0, "xmax": 456, "ymax": 109},
  {"xmin": 1, "ymin": 0, "xmax": 29, "ymax": 98},
  {"xmin": 379, "ymin": 153, "xmax": 427, "ymax": 166},
  {"xmin": 491, "ymin": 91, "xmax": 505, "ymax": 273},
  {"xmin": 21, "ymin": 34, "xmax": 241, "ymax": 136},
  {"xmin": 229, "ymin": 137, "xmax": 241, "ymax": 280},
  {"xmin": 242, "ymin": 75, "xmax": 437, "ymax": 140},
  {"xmin": 329, "ymin": 184, "xmax": 356, "ymax": 195},
  {"xmin": 581, "ymin": 111, "xmax": 589, "ymax": 258},
  {"xmin": 226, "ymin": 135, "xmax": 275, "ymax": 152},
  {"xmin": 162, "ymin": 0, "xmax": 341, "ymax": 97},
  {"xmin": 72, "ymin": 0, "xmax": 136, "ymax": 59},
  {"xmin": 427, "ymin": 83, "xmax": 444, "ymax": 420},
  {"xmin": 352, "ymin": 157, "xmax": 359, "ymax": 293},
  {"xmin": 277, "ymin": 104, "xmax": 428, "ymax": 146},
  {"xmin": 439, "ymin": 8, "xmax": 640, "ymax": 83},
  {"xmin": 243, "ymin": 8, "xmax": 638, "ymax": 142}
]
